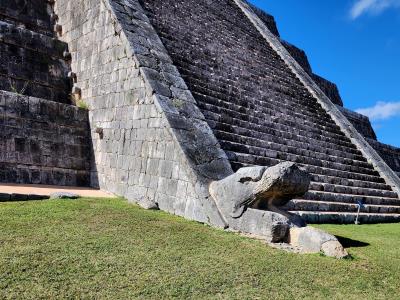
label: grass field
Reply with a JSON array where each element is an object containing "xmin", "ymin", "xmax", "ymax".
[{"xmin": 0, "ymin": 198, "xmax": 399, "ymax": 299}]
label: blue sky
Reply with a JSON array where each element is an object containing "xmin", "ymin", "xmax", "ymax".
[{"xmin": 249, "ymin": 0, "xmax": 400, "ymax": 147}]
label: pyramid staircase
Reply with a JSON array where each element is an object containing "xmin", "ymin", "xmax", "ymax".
[
  {"xmin": 0, "ymin": 0, "xmax": 91, "ymax": 186},
  {"xmin": 140, "ymin": 0, "xmax": 400, "ymax": 223}
]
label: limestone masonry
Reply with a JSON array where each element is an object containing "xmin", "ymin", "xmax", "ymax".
[{"xmin": 1, "ymin": 0, "xmax": 400, "ymax": 226}]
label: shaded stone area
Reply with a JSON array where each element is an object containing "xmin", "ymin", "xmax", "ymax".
[
  {"xmin": 310, "ymin": 74, "xmax": 343, "ymax": 107},
  {"xmin": 140, "ymin": 0, "xmax": 400, "ymax": 222},
  {"xmin": 0, "ymin": 91, "xmax": 91, "ymax": 186},
  {"xmin": 281, "ymin": 41, "xmax": 312, "ymax": 73},
  {"xmin": 0, "ymin": 0, "xmax": 54, "ymax": 36},
  {"xmin": 0, "ymin": 3, "xmax": 72, "ymax": 104},
  {"xmin": 0, "ymin": 0, "xmax": 91, "ymax": 186}
]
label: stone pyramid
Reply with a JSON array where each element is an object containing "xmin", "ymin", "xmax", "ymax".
[{"xmin": 1, "ymin": 0, "xmax": 400, "ymax": 229}]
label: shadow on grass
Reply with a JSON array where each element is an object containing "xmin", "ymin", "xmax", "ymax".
[{"xmin": 336, "ymin": 235, "xmax": 370, "ymax": 248}]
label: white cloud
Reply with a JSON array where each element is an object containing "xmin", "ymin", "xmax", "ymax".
[
  {"xmin": 356, "ymin": 101, "xmax": 400, "ymax": 120},
  {"xmin": 350, "ymin": 0, "xmax": 400, "ymax": 19}
]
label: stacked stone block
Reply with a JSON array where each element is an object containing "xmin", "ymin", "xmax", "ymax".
[
  {"xmin": 0, "ymin": 91, "xmax": 91, "ymax": 185},
  {"xmin": 0, "ymin": 0, "xmax": 91, "ymax": 186}
]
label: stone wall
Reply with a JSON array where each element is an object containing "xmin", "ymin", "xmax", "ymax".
[
  {"xmin": 367, "ymin": 138, "xmax": 400, "ymax": 176},
  {"xmin": 281, "ymin": 41, "xmax": 312, "ymax": 74},
  {"xmin": 54, "ymin": 0, "xmax": 230, "ymax": 226},
  {"xmin": 310, "ymin": 74, "xmax": 343, "ymax": 107},
  {"xmin": 247, "ymin": 2, "xmax": 280, "ymax": 37},
  {"xmin": 338, "ymin": 106, "xmax": 377, "ymax": 140},
  {"xmin": 281, "ymin": 41, "xmax": 343, "ymax": 107},
  {"xmin": 338, "ymin": 108, "xmax": 399, "ymax": 177},
  {"xmin": 0, "ymin": 90, "xmax": 91, "ymax": 185}
]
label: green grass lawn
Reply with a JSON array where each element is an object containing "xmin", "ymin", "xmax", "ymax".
[{"xmin": 0, "ymin": 198, "xmax": 399, "ymax": 299}]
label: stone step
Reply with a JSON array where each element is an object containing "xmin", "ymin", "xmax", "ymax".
[
  {"xmin": 302, "ymin": 190, "xmax": 400, "ymax": 206},
  {"xmin": 175, "ymin": 45, "xmax": 317, "ymax": 105},
  {"xmin": 168, "ymin": 34, "xmax": 290, "ymax": 75},
  {"xmin": 303, "ymin": 164, "xmax": 385, "ymax": 184},
  {"xmin": 0, "ymin": 74, "xmax": 70, "ymax": 104},
  {"xmin": 311, "ymin": 173, "xmax": 392, "ymax": 191},
  {"xmin": 209, "ymin": 114, "xmax": 357, "ymax": 159},
  {"xmin": 211, "ymin": 117, "xmax": 364, "ymax": 162},
  {"xmin": 195, "ymin": 79, "xmax": 336, "ymax": 127},
  {"xmin": 198, "ymin": 96, "xmax": 360, "ymax": 152},
  {"xmin": 309, "ymin": 182, "xmax": 398, "ymax": 199},
  {"xmin": 227, "ymin": 152, "xmax": 386, "ymax": 184},
  {"xmin": 190, "ymin": 77, "xmax": 344, "ymax": 133},
  {"xmin": 176, "ymin": 57, "xmax": 339, "ymax": 121},
  {"xmin": 286, "ymin": 199, "xmax": 400, "ymax": 214},
  {"xmin": 0, "ymin": 42, "xmax": 71, "ymax": 90},
  {"xmin": 219, "ymin": 137, "xmax": 379, "ymax": 176},
  {"xmin": 219, "ymin": 137, "xmax": 373, "ymax": 172},
  {"xmin": 290, "ymin": 211, "xmax": 400, "ymax": 224},
  {"xmin": 214, "ymin": 122, "xmax": 366, "ymax": 162},
  {"xmin": 0, "ymin": 21, "xmax": 68, "ymax": 59},
  {"xmin": 0, "ymin": 159, "xmax": 90, "ymax": 187},
  {"xmin": 199, "ymin": 96, "xmax": 351, "ymax": 146},
  {"xmin": 0, "ymin": 0, "xmax": 54, "ymax": 36}
]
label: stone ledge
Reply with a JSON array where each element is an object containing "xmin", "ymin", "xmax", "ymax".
[
  {"xmin": 0, "ymin": 20, "xmax": 68, "ymax": 59},
  {"xmin": 0, "ymin": 192, "xmax": 49, "ymax": 202}
]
